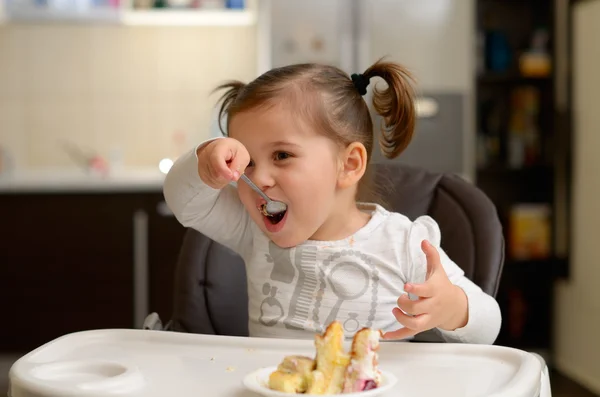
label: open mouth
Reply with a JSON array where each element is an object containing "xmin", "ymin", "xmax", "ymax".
[{"xmin": 260, "ymin": 204, "xmax": 287, "ymax": 225}]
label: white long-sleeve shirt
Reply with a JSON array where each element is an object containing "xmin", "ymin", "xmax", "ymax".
[{"xmin": 163, "ymin": 147, "xmax": 502, "ymax": 344}]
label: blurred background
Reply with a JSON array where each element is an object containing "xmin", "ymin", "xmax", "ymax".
[{"xmin": 0, "ymin": 0, "xmax": 598, "ymax": 395}]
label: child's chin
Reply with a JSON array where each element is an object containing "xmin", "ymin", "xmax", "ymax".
[
  {"xmin": 265, "ymin": 229, "xmax": 310, "ymax": 248},
  {"xmin": 268, "ymin": 235, "xmax": 301, "ymax": 249}
]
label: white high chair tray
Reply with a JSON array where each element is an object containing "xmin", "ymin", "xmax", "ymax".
[{"xmin": 9, "ymin": 329, "xmax": 543, "ymax": 397}]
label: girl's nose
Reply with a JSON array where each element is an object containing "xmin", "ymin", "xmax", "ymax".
[{"xmin": 250, "ymin": 165, "xmax": 276, "ymax": 190}]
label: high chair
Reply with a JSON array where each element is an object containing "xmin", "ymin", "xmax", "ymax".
[{"xmin": 143, "ymin": 162, "xmax": 551, "ymax": 396}]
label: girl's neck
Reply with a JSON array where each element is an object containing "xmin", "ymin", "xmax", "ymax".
[{"xmin": 308, "ymin": 199, "xmax": 371, "ymax": 242}]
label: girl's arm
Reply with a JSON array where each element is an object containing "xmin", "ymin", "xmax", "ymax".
[
  {"xmin": 407, "ymin": 216, "xmax": 502, "ymax": 345},
  {"xmin": 434, "ymin": 247, "xmax": 502, "ymax": 344},
  {"xmin": 163, "ymin": 140, "xmax": 253, "ymax": 257}
]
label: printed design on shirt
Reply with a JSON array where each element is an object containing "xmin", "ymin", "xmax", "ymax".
[
  {"xmin": 343, "ymin": 312, "xmax": 360, "ymax": 333},
  {"xmin": 260, "ymin": 242, "xmax": 320, "ymax": 330},
  {"xmin": 284, "ymin": 245, "xmax": 319, "ymax": 330},
  {"xmin": 313, "ymin": 250, "xmax": 379, "ymax": 333},
  {"xmin": 266, "ymin": 240, "xmax": 295, "ymax": 284},
  {"xmin": 257, "ymin": 243, "xmax": 381, "ymax": 333},
  {"xmin": 258, "ymin": 282, "xmax": 285, "ymax": 327}
]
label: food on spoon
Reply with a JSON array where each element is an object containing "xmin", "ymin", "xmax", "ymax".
[
  {"xmin": 260, "ymin": 203, "xmax": 270, "ymax": 217},
  {"xmin": 259, "ymin": 203, "xmax": 286, "ymax": 224},
  {"xmin": 267, "ymin": 321, "xmax": 383, "ymax": 394}
]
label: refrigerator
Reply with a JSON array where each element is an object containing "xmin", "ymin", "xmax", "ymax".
[{"xmin": 256, "ymin": 0, "xmax": 476, "ymax": 180}]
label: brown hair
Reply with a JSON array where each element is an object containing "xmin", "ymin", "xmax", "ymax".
[{"xmin": 213, "ymin": 58, "xmax": 416, "ymax": 204}]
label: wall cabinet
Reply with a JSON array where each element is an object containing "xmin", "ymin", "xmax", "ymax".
[{"xmin": 0, "ymin": 191, "xmax": 186, "ymax": 353}]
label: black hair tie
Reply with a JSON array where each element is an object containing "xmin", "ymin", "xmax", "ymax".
[{"xmin": 351, "ymin": 73, "xmax": 370, "ymax": 96}]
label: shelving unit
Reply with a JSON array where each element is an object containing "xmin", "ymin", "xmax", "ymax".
[
  {"xmin": 0, "ymin": 0, "xmax": 256, "ymax": 26},
  {"xmin": 474, "ymin": 0, "xmax": 572, "ymax": 359}
]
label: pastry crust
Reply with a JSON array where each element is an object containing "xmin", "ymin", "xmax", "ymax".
[
  {"xmin": 269, "ymin": 369, "xmax": 309, "ymax": 393},
  {"xmin": 277, "ymin": 355, "xmax": 316, "ymax": 376},
  {"xmin": 269, "ymin": 355, "xmax": 315, "ymax": 393},
  {"xmin": 306, "ymin": 321, "xmax": 350, "ymax": 395}
]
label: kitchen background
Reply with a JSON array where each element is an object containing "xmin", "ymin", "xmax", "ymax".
[
  {"xmin": 0, "ymin": 0, "xmax": 599, "ymax": 395},
  {"xmin": 0, "ymin": 6, "xmax": 258, "ymax": 173}
]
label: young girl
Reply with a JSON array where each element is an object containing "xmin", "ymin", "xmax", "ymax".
[{"xmin": 163, "ymin": 59, "xmax": 501, "ymax": 344}]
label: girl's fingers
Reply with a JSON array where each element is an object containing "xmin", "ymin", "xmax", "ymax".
[
  {"xmin": 382, "ymin": 308, "xmax": 430, "ymax": 340},
  {"xmin": 226, "ymin": 149, "xmax": 249, "ymax": 181},
  {"xmin": 422, "ymin": 239, "xmax": 443, "ymax": 278},
  {"xmin": 382, "ymin": 326, "xmax": 418, "ymax": 340},
  {"xmin": 396, "ymin": 294, "xmax": 432, "ymax": 316},
  {"xmin": 392, "ymin": 307, "xmax": 429, "ymax": 330},
  {"xmin": 210, "ymin": 147, "xmax": 234, "ymax": 180},
  {"xmin": 404, "ymin": 282, "xmax": 435, "ymax": 298}
]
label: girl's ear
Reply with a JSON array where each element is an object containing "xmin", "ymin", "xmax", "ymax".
[{"xmin": 337, "ymin": 142, "xmax": 368, "ymax": 189}]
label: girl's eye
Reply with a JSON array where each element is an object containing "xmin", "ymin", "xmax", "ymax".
[{"xmin": 274, "ymin": 152, "xmax": 291, "ymax": 161}]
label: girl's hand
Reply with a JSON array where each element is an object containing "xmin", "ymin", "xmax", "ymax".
[
  {"xmin": 197, "ymin": 138, "xmax": 250, "ymax": 189},
  {"xmin": 383, "ymin": 240, "xmax": 469, "ymax": 340}
]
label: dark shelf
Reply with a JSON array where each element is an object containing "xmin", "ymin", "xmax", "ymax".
[
  {"xmin": 477, "ymin": 73, "xmax": 552, "ymax": 85},
  {"xmin": 475, "ymin": 0, "xmax": 570, "ymax": 355},
  {"xmin": 476, "ymin": 165, "xmax": 554, "ymax": 206},
  {"xmin": 495, "ymin": 255, "xmax": 555, "ymax": 350},
  {"xmin": 477, "ymin": 164, "xmax": 553, "ymax": 176},
  {"xmin": 505, "ymin": 256, "xmax": 569, "ymax": 278}
]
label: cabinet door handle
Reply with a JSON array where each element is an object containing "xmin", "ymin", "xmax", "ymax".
[
  {"xmin": 133, "ymin": 209, "xmax": 149, "ymax": 329},
  {"xmin": 157, "ymin": 201, "xmax": 173, "ymax": 217},
  {"xmin": 415, "ymin": 97, "xmax": 439, "ymax": 119}
]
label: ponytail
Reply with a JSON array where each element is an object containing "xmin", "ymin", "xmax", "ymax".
[
  {"xmin": 213, "ymin": 80, "xmax": 246, "ymax": 136},
  {"xmin": 360, "ymin": 59, "xmax": 417, "ymax": 159}
]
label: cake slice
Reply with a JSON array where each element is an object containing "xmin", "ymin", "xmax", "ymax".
[
  {"xmin": 268, "ymin": 355, "xmax": 315, "ymax": 393},
  {"xmin": 305, "ymin": 321, "xmax": 350, "ymax": 395},
  {"xmin": 342, "ymin": 328, "xmax": 383, "ymax": 393},
  {"xmin": 277, "ymin": 355, "xmax": 316, "ymax": 376},
  {"xmin": 267, "ymin": 322, "xmax": 384, "ymax": 395}
]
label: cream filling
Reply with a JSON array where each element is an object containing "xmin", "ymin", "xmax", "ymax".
[{"xmin": 349, "ymin": 330, "xmax": 382, "ymax": 383}]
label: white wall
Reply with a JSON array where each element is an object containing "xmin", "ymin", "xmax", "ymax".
[
  {"xmin": 553, "ymin": 0, "xmax": 600, "ymax": 393},
  {"xmin": 0, "ymin": 24, "xmax": 257, "ymax": 170},
  {"xmin": 364, "ymin": 0, "xmax": 473, "ymax": 93}
]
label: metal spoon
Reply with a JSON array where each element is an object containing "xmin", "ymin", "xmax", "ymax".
[{"xmin": 238, "ymin": 174, "xmax": 287, "ymax": 215}]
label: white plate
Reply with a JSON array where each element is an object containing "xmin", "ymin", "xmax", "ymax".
[{"xmin": 243, "ymin": 366, "xmax": 398, "ymax": 397}]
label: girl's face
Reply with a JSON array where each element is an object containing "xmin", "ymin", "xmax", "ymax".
[{"xmin": 229, "ymin": 106, "xmax": 345, "ymax": 248}]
